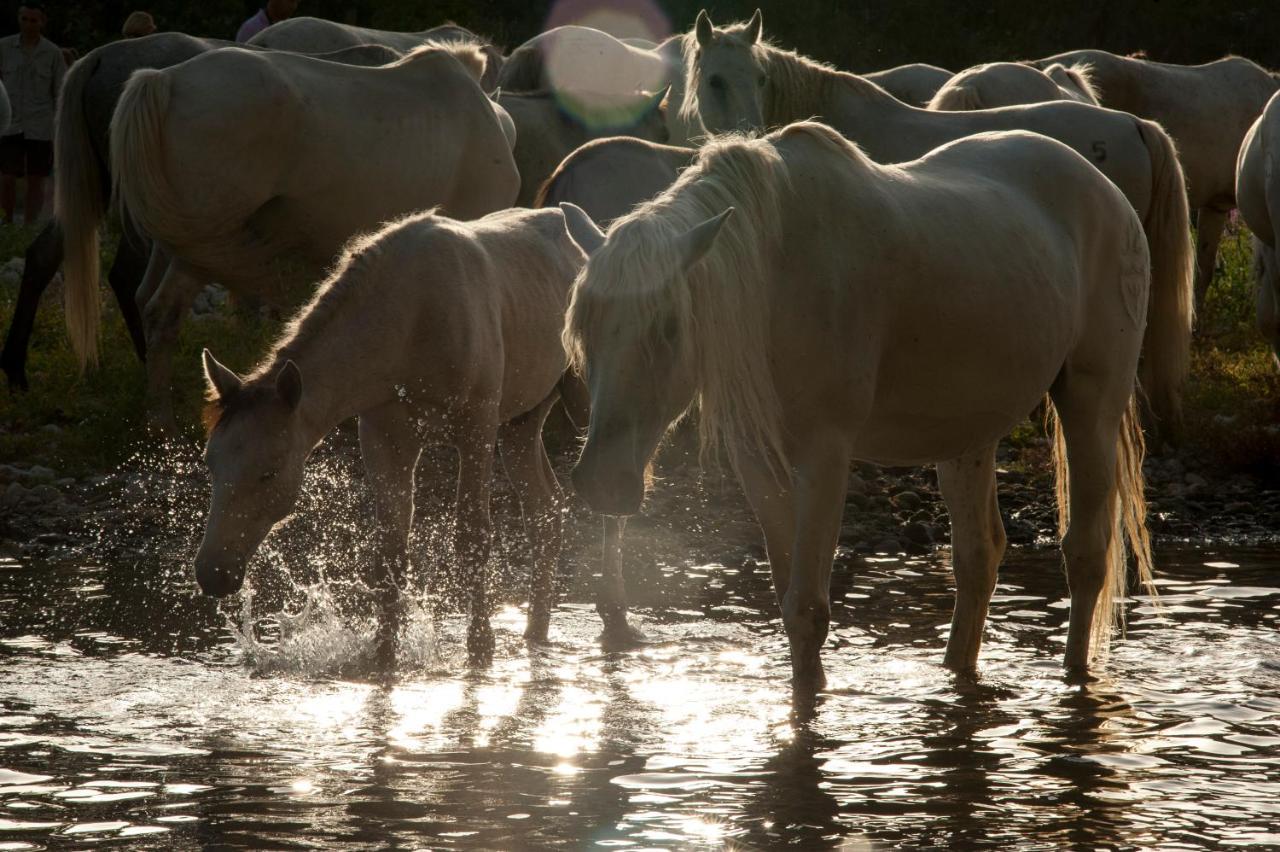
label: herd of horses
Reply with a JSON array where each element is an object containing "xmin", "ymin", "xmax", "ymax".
[{"xmin": 4, "ymin": 11, "xmax": 1280, "ymax": 693}]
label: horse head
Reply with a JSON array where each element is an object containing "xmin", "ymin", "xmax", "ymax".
[
  {"xmin": 682, "ymin": 9, "xmax": 768, "ymax": 137},
  {"xmin": 194, "ymin": 349, "xmax": 311, "ymax": 596},
  {"xmin": 561, "ymin": 201, "xmax": 732, "ymax": 515}
]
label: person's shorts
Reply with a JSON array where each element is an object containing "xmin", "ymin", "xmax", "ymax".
[{"xmin": 0, "ymin": 134, "xmax": 53, "ymax": 178}]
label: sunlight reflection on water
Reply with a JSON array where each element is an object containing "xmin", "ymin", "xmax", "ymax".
[{"xmin": 0, "ymin": 539, "xmax": 1276, "ymax": 847}]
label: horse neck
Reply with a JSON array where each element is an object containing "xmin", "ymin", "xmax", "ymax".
[
  {"xmin": 263, "ymin": 291, "xmax": 404, "ymax": 445},
  {"xmin": 817, "ymin": 70, "xmax": 948, "ymax": 162}
]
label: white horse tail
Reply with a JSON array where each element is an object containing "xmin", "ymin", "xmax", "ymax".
[
  {"xmin": 926, "ymin": 83, "xmax": 983, "ymax": 111},
  {"xmin": 1135, "ymin": 118, "xmax": 1195, "ymax": 439},
  {"xmin": 56, "ymin": 50, "xmax": 108, "ymax": 368},
  {"xmin": 109, "ymin": 69, "xmax": 177, "ymax": 271},
  {"xmin": 1049, "ymin": 396, "xmax": 1155, "ymax": 656},
  {"xmin": 1046, "ymin": 62, "xmax": 1100, "ymax": 104}
]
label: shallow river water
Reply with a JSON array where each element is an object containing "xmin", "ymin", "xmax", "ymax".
[{"xmin": 0, "ymin": 533, "xmax": 1277, "ymax": 850}]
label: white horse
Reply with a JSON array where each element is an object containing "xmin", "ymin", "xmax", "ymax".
[
  {"xmin": 928, "ymin": 61, "xmax": 1099, "ymax": 110},
  {"xmin": 498, "ymin": 25, "xmax": 674, "ymax": 101},
  {"xmin": 536, "ymin": 137, "xmax": 694, "ymax": 224},
  {"xmin": 864, "ymin": 62, "xmax": 952, "ymax": 106},
  {"xmin": 1031, "ymin": 49, "xmax": 1280, "ymax": 303},
  {"xmin": 675, "ymin": 12, "xmax": 1194, "ymax": 437},
  {"xmin": 249, "ymin": 17, "xmax": 504, "ymax": 89},
  {"xmin": 197, "ymin": 207, "xmax": 585, "ymax": 662},
  {"xmin": 562, "ymin": 122, "xmax": 1162, "ymax": 691},
  {"xmin": 1236, "ymin": 90, "xmax": 1280, "ymax": 362},
  {"xmin": 73, "ymin": 44, "xmax": 518, "ymax": 428},
  {"xmin": 42, "ymin": 34, "xmax": 398, "ymax": 394},
  {"xmin": 498, "ymin": 87, "xmax": 668, "ymax": 207}
]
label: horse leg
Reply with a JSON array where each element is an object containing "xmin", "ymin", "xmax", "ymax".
[
  {"xmin": 1, "ymin": 220, "xmax": 62, "ymax": 390},
  {"xmin": 782, "ymin": 434, "xmax": 850, "ymax": 693},
  {"xmin": 141, "ymin": 260, "xmax": 202, "ymax": 433},
  {"xmin": 497, "ymin": 396, "xmax": 563, "ymax": 645},
  {"xmin": 358, "ymin": 403, "xmax": 422, "ymax": 669},
  {"xmin": 1194, "ymin": 206, "xmax": 1229, "ymax": 309},
  {"xmin": 134, "ymin": 242, "xmax": 171, "ymax": 318},
  {"xmin": 936, "ymin": 443, "xmax": 1006, "ymax": 673},
  {"xmin": 1050, "ymin": 381, "xmax": 1124, "ymax": 674},
  {"xmin": 454, "ymin": 421, "xmax": 499, "ymax": 664},
  {"xmin": 106, "ymin": 228, "xmax": 150, "ymax": 362},
  {"xmin": 593, "ymin": 516, "xmax": 644, "ymax": 648},
  {"xmin": 737, "ymin": 450, "xmax": 796, "ymax": 608}
]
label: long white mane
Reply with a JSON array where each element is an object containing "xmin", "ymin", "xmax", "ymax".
[{"xmin": 565, "ymin": 122, "xmax": 855, "ymax": 473}]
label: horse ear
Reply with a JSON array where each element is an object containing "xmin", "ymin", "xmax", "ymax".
[
  {"xmin": 678, "ymin": 207, "xmax": 734, "ymax": 271},
  {"xmin": 276, "ymin": 360, "xmax": 303, "ymax": 411},
  {"xmin": 202, "ymin": 348, "xmax": 242, "ymax": 400},
  {"xmin": 646, "ymin": 84, "xmax": 672, "ymax": 116},
  {"xmin": 695, "ymin": 10, "xmax": 714, "ymax": 48},
  {"xmin": 560, "ymin": 202, "xmax": 606, "ymax": 256},
  {"xmin": 744, "ymin": 9, "xmax": 763, "ymax": 44}
]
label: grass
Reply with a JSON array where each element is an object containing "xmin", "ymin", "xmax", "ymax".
[{"xmin": 1, "ymin": 218, "xmax": 1277, "ymax": 480}]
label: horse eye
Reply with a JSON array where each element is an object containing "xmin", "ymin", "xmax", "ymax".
[
  {"xmin": 709, "ymin": 74, "xmax": 725, "ymax": 90},
  {"xmin": 758, "ymin": 75, "xmax": 767, "ymax": 88}
]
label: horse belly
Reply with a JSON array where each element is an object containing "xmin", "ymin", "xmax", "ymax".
[{"xmin": 851, "ymin": 290, "xmax": 1072, "ymax": 465}]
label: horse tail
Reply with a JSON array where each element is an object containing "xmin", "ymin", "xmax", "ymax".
[
  {"xmin": 56, "ymin": 49, "xmax": 109, "ymax": 368},
  {"xmin": 1046, "ymin": 62, "xmax": 1100, "ymax": 104},
  {"xmin": 109, "ymin": 69, "xmax": 177, "ymax": 269},
  {"xmin": 1135, "ymin": 118, "xmax": 1195, "ymax": 440},
  {"xmin": 927, "ymin": 83, "xmax": 983, "ymax": 111},
  {"xmin": 1048, "ymin": 395, "xmax": 1155, "ymax": 656}
]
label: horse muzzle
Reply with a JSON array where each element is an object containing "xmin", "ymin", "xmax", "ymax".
[
  {"xmin": 571, "ymin": 457, "xmax": 645, "ymax": 516},
  {"xmin": 194, "ymin": 552, "xmax": 247, "ymax": 597}
]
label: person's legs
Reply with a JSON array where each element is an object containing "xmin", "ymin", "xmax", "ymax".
[
  {"xmin": 0, "ymin": 135, "xmax": 24, "ymax": 224},
  {"xmin": 21, "ymin": 140, "xmax": 52, "ymax": 224}
]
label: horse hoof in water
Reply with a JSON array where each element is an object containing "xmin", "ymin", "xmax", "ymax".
[
  {"xmin": 599, "ymin": 619, "xmax": 647, "ymax": 652},
  {"xmin": 467, "ymin": 619, "xmax": 495, "ymax": 666},
  {"xmin": 523, "ymin": 611, "xmax": 551, "ymax": 645}
]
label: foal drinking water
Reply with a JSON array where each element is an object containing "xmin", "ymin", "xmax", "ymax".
[{"xmin": 195, "ymin": 207, "xmax": 585, "ymax": 662}]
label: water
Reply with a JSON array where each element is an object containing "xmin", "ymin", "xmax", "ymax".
[{"xmin": 1, "ymin": 522, "xmax": 1278, "ymax": 850}]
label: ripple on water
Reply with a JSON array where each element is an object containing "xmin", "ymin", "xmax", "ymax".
[{"xmin": 0, "ymin": 529, "xmax": 1278, "ymax": 848}]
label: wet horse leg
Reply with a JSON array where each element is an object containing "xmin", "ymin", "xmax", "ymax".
[
  {"xmin": 140, "ymin": 258, "xmax": 202, "ymax": 433},
  {"xmin": 936, "ymin": 443, "xmax": 1006, "ymax": 673},
  {"xmin": 1, "ymin": 220, "xmax": 63, "ymax": 390},
  {"xmin": 359, "ymin": 403, "xmax": 423, "ymax": 668},
  {"xmin": 454, "ymin": 419, "xmax": 499, "ymax": 664},
  {"xmin": 1051, "ymin": 380, "xmax": 1125, "ymax": 674},
  {"xmin": 781, "ymin": 432, "xmax": 850, "ymax": 693},
  {"xmin": 1194, "ymin": 206, "xmax": 1229, "ymax": 310},
  {"xmin": 594, "ymin": 516, "xmax": 643, "ymax": 648},
  {"xmin": 497, "ymin": 395, "xmax": 563, "ymax": 644},
  {"xmin": 737, "ymin": 450, "xmax": 797, "ymax": 608}
]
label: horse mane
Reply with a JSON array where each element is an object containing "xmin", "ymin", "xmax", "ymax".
[
  {"xmin": 565, "ymin": 121, "xmax": 856, "ymax": 472},
  {"xmin": 202, "ymin": 209, "xmax": 441, "ymax": 435},
  {"xmin": 399, "ymin": 41, "xmax": 488, "ymax": 84}
]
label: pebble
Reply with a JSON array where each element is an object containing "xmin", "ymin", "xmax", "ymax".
[{"xmin": 893, "ymin": 490, "xmax": 923, "ymax": 511}]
